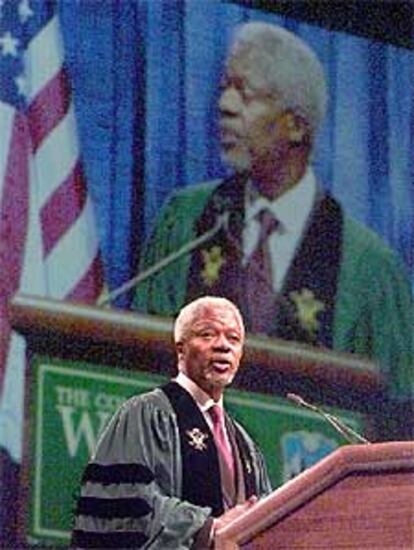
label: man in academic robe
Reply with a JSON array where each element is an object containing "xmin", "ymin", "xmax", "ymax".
[
  {"xmin": 71, "ymin": 296, "xmax": 271, "ymax": 549},
  {"xmin": 134, "ymin": 22, "xmax": 413, "ymax": 403}
]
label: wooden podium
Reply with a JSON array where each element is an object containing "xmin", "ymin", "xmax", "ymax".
[{"xmin": 215, "ymin": 441, "xmax": 414, "ymax": 549}]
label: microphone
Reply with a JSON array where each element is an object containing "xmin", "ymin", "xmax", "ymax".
[
  {"xmin": 286, "ymin": 392, "xmax": 370, "ymax": 445},
  {"xmin": 98, "ymin": 212, "xmax": 230, "ymax": 307}
]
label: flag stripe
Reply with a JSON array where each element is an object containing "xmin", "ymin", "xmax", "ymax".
[
  {"xmin": 35, "ymin": 105, "xmax": 79, "ymax": 206},
  {"xmin": 0, "ymin": 106, "xmax": 15, "ymax": 192},
  {"xmin": 40, "ymin": 160, "xmax": 86, "ymax": 256},
  {"xmin": 28, "ymin": 68, "xmax": 70, "ymax": 153},
  {"xmin": 68, "ymin": 254, "xmax": 104, "ymax": 302},
  {"xmin": 44, "ymin": 195, "xmax": 101, "ymax": 298},
  {"xmin": 25, "ymin": 16, "xmax": 63, "ymax": 102},
  {"xmin": 0, "ymin": 112, "xmax": 30, "ymax": 388}
]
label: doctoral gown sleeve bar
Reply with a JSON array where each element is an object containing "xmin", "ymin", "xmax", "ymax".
[{"xmin": 72, "ymin": 389, "xmax": 212, "ymax": 549}]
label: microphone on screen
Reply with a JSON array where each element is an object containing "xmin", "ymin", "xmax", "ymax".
[{"xmin": 98, "ymin": 211, "xmax": 230, "ymax": 307}]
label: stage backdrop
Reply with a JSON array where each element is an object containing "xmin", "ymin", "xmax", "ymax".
[{"xmin": 58, "ymin": 0, "xmax": 413, "ymax": 304}]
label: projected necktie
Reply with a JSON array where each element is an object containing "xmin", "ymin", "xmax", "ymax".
[{"xmin": 245, "ymin": 208, "xmax": 279, "ymax": 334}]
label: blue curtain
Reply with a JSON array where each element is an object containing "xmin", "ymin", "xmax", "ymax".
[{"xmin": 59, "ymin": 0, "xmax": 414, "ymax": 306}]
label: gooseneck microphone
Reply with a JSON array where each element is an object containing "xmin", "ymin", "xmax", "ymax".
[
  {"xmin": 286, "ymin": 392, "xmax": 371, "ymax": 445},
  {"xmin": 98, "ymin": 212, "xmax": 230, "ymax": 307}
]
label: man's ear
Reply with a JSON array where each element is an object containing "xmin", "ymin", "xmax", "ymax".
[
  {"xmin": 176, "ymin": 341, "xmax": 184, "ymax": 358},
  {"xmin": 283, "ymin": 111, "xmax": 309, "ymax": 145}
]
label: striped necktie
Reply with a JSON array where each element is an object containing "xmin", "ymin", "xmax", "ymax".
[{"xmin": 245, "ymin": 208, "xmax": 279, "ymax": 333}]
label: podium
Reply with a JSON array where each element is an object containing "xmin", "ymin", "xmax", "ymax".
[{"xmin": 215, "ymin": 442, "xmax": 414, "ymax": 549}]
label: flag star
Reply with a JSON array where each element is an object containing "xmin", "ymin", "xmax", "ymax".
[
  {"xmin": 15, "ymin": 74, "xmax": 27, "ymax": 97},
  {"xmin": 0, "ymin": 31, "xmax": 20, "ymax": 57},
  {"xmin": 19, "ymin": 0, "xmax": 34, "ymax": 23}
]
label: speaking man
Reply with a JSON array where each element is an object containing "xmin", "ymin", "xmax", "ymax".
[{"xmin": 72, "ymin": 296, "xmax": 271, "ymax": 548}]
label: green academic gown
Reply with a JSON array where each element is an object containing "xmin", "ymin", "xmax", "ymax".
[{"xmin": 134, "ymin": 177, "xmax": 413, "ymax": 400}]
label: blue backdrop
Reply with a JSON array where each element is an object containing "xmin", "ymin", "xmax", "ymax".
[{"xmin": 59, "ymin": 0, "xmax": 414, "ymax": 307}]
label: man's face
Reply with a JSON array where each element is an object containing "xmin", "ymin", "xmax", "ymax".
[
  {"xmin": 177, "ymin": 303, "xmax": 244, "ymax": 400},
  {"xmin": 218, "ymin": 51, "xmax": 291, "ymax": 174}
]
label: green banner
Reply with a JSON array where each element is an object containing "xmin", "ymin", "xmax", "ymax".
[{"xmin": 28, "ymin": 357, "xmax": 364, "ymax": 546}]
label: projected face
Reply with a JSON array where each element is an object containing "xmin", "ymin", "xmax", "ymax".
[{"xmin": 218, "ymin": 51, "xmax": 290, "ymax": 175}]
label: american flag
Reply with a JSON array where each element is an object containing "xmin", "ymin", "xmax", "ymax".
[{"xmin": 0, "ymin": 0, "xmax": 104, "ymax": 462}]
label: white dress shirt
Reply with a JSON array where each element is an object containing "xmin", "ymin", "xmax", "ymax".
[
  {"xmin": 174, "ymin": 371, "xmax": 231, "ymax": 443},
  {"xmin": 242, "ymin": 168, "xmax": 317, "ymax": 291}
]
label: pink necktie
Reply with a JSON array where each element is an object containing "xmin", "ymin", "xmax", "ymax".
[{"xmin": 208, "ymin": 405, "xmax": 234, "ymax": 479}]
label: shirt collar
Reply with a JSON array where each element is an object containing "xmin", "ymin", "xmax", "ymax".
[
  {"xmin": 174, "ymin": 371, "xmax": 223, "ymax": 412},
  {"xmin": 245, "ymin": 168, "xmax": 317, "ymax": 233}
]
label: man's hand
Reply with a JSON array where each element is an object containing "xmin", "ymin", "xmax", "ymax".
[{"xmin": 213, "ymin": 495, "xmax": 258, "ymax": 533}]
